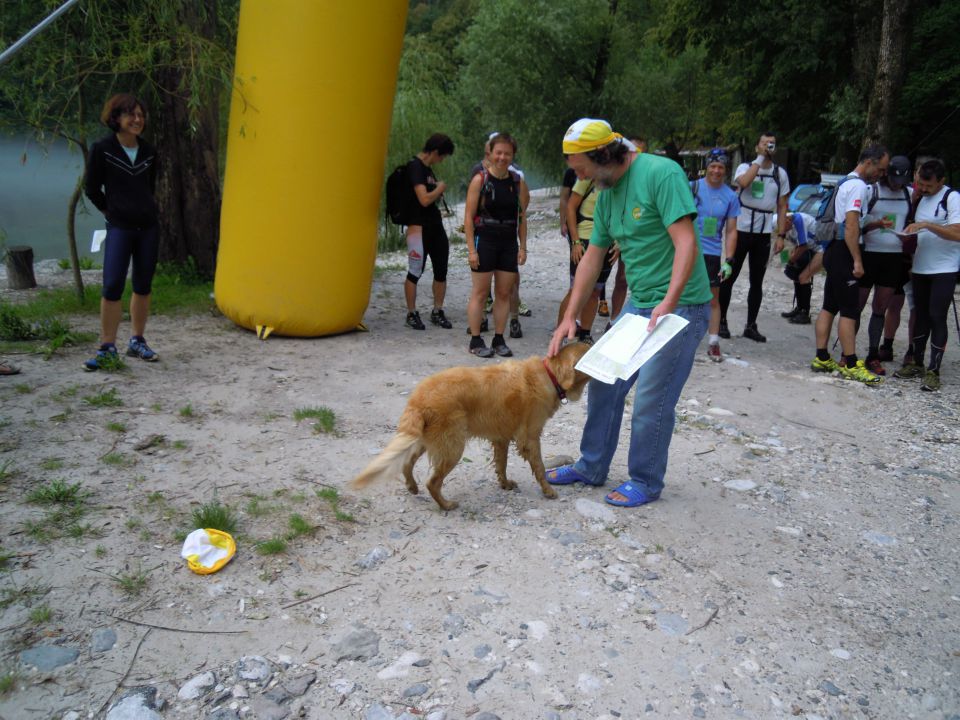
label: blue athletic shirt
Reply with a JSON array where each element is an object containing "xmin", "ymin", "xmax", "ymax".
[{"xmin": 692, "ymin": 179, "xmax": 740, "ymax": 256}]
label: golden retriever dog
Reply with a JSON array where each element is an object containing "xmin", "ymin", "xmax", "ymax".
[{"xmin": 351, "ymin": 342, "xmax": 592, "ymax": 510}]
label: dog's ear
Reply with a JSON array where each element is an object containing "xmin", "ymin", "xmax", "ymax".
[{"xmin": 551, "ymin": 344, "xmax": 582, "ymax": 390}]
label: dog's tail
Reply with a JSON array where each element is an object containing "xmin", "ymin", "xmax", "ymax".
[{"xmin": 350, "ymin": 432, "xmax": 422, "ymax": 490}]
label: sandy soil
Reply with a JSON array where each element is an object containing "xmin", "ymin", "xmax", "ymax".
[{"xmin": 1, "ymin": 194, "xmax": 958, "ymax": 720}]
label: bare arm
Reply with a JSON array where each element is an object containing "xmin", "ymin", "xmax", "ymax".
[
  {"xmin": 845, "ymin": 209, "xmax": 864, "ymax": 277},
  {"xmin": 904, "ymin": 221, "xmax": 960, "ymax": 242},
  {"xmin": 559, "ymin": 187, "xmax": 572, "ymax": 236},
  {"xmin": 773, "ymin": 193, "xmax": 788, "ymax": 251},
  {"xmin": 723, "ymin": 217, "xmax": 738, "ymax": 260},
  {"xmin": 415, "ymin": 181, "xmax": 446, "ymax": 207},
  {"xmin": 647, "ymin": 216, "xmax": 699, "ymax": 330},
  {"xmin": 465, "ymin": 174, "xmax": 483, "ymax": 270},
  {"xmin": 567, "ymin": 192, "xmax": 584, "ymax": 262},
  {"xmin": 548, "ymin": 244, "xmax": 606, "ymax": 356},
  {"xmin": 518, "ymin": 180, "xmax": 530, "ymax": 264}
]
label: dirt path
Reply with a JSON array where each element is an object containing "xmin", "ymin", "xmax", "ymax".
[{"xmin": 1, "ymin": 194, "xmax": 958, "ymax": 719}]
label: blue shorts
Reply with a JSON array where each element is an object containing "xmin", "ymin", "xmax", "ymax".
[{"xmin": 101, "ymin": 224, "xmax": 159, "ymax": 301}]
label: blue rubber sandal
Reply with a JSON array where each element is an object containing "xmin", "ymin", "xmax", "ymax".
[
  {"xmin": 546, "ymin": 465, "xmax": 603, "ymax": 487},
  {"xmin": 604, "ymin": 482, "xmax": 661, "ymax": 507}
]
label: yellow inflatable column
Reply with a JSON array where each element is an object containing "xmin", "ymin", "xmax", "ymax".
[{"xmin": 216, "ymin": 1, "xmax": 408, "ymax": 337}]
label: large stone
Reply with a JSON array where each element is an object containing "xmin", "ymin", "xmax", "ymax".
[
  {"xmin": 177, "ymin": 670, "xmax": 217, "ymax": 701},
  {"xmin": 246, "ymin": 695, "xmax": 289, "ymax": 720},
  {"xmin": 332, "ymin": 627, "xmax": 381, "ymax": 662},
  {"xmin": 236, "ymin": 655, "xmax": 273, "ymax": 685},
  {"xmin": 91, "ymin": 628, "xmax": 118, "ymax": 653},
  {"xmin": 282, "ymin": 670, "xmax": 317, "ymax": 697},
  {"xmin": 20, "ymin": 645, "xmax": 79, "ymax": 671}
]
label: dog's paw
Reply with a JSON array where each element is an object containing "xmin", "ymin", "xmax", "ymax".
[
  {"xmin": 499, "ymin": 479, "xmax": 518, "ymax": 491},
  {"xmin": 542, "ymin": 486, "xmax": 558, "ymax": 499}
]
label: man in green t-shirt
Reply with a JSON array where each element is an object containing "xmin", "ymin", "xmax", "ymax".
[{"xmin": 546, "ymin": 118, "xmax": 711, "ymax": 508}]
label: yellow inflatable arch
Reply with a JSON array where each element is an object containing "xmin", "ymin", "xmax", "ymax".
[{"xmin": 215, "ymin": 1, "xmax": 408, "ymax": 338}]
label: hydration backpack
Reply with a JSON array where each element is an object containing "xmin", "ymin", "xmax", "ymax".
[
  {"xmin": 385, "ymin": 160, "xmax": 418, "ymax": 225},
  {"xmin": 814, "ymin": 176, "xmax": 857, "ymax": 246}
]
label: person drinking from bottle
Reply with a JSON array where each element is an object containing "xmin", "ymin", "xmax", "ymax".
[{"xmin": 692, "ymin": 149, "xmax": 740, "ymax": 362}]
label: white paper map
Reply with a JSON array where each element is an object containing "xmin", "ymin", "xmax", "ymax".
[{"xmin": 574, "ymin": 313, "xmax": 689, "ymax": 383}]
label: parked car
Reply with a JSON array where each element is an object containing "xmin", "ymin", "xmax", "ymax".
[
  {"xmin": 793, "ymin": 174, "xmax": 844, "ymax": 217},
  {"xmin": 788, "ymin": 183, "xmax": 820, "ymax": 212}
]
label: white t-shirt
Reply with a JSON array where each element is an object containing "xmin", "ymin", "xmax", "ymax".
[
  {"xmin": 787, "ymin": 212, "xmax": 818, "ymax": 248},
  {"xmin": 833, "ymin": 172, "xmax": 871, "ymax": 240},
  {"xmin": 734, "ymin": 162, "xmax": 790, "ymax": 234},
  {"xmin": 912, "ymin": 186, "xmax": 960, "ymax": 275},
  {"xmin": 863, "ymin": 182, "xmax": 912, "ymax": 253}
]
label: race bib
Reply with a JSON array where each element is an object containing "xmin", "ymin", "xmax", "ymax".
[
  {"xmin": 884, "ymin": 213, "xmax": 897, "ymax": 227},
  {"xmin": 751, "ymin": 180, "xmax": 765, "ymax": 199},
  {"xmin": 702, "ymin": 216, "xmax": 718, "ymax": 238}
]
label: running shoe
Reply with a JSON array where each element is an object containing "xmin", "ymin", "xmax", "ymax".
[
  {"xmin": 127, "ymin": 336, "xmax": 159, "ymax": 362},
  {"xmin": 920, "ymin": 370, "xmax": 941, "ymax": 392},
  {"xmin": 810, "ymin": 356, "xmax": 840, "ymax": 373},
  {"xmin": 839, "ymin": 359, "xmax": 883, "ymax": 385},
  {"xmin": 405, "ymin": 311, "xmax": 426, "ymax": 330},
  {"xmin": 492, "ymin": 340, "xmax": 513, "ymax": 357},
  {"xmin": 707, "ymin": 343, "xmax": 723, "ymax": 362},
  {"xmin": 465, "ymin": 317, "xmax": 489, "ymax": 335},
  {"xmin": 469, "ymin": 340, "xmax": 494, "ymax": 358},
  {"xmin": 598, "ymin": 300, "xmax": 610, "ymax": 317},
  {"xmin": 865, "ymin": 358, "xmax": 886, "ymax": 376},
  {"xmin": 509, "ymin": 318, "xmax": 523, "ymax": 339},
  {"xmin": 788, "ymin": 312, "xmax": 811, "ymax": 325},
  {"xmin": 518, "ymin": 301, "xmax": 532, "ymax": 317},
  {"xmin": 430, "ymin": 308, "xmax": 453, "ymax": 329},
  {"xmin": 718, "ymin": 320, "xmax": 731, "ymax": 339},
  {"xmin": 743, "ymin": 324, "xmax": 766, "ymax": 342},
  {"xmin": 893, "ymin": 363, "xmax": 923, "ymax": 379},
  {"xmin": 781, "ymin": 306, "xmax": 802, "ymax": 319},
  {"xmin": 83, "ymin": 344, "xmax": 119, "ymax": 372},
  {"xmin": 484, "ymin": 296, "xmax": 494, "ymax": 314}
]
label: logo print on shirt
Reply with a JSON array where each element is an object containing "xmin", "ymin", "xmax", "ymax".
[
  {"xmin": 853, "ymin": 199, "xmax": 862, "ymax": 208},
  {"xmin": 632, "ymin": 207, "xmax": 642, "ymax": 220}
]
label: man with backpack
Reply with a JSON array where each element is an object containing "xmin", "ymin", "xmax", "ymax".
[
  {"xmin": 810, "ymin": 144, "xmax": 889, "ymax": 385},
  {"xmin": 395, "ymin": 133, "xmax": 455, "ymax": 331},
  {"xmin": 722, "ymin": 132, "xmax": 790, "ymax": 343},
  {"xmin": 894, "ymin": 159, "xmax": 960, "ymax": 391}
]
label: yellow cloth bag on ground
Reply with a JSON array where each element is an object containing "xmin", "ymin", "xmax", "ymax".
[{"xmin": 181, "ymin": 528, "xmax": 236, "ymax": 575}]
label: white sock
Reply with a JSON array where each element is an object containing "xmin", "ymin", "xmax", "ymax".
[{"xmin": 709, "ymin": 334, "xmax": 720, "ymax": 345}]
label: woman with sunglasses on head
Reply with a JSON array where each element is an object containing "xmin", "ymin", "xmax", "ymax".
[
  {"xmin": 464, "ymin": 133, "xmax": 527, "ymax": 358},
  {"xmin": 83, "ymin": 93, "xmax": 160, "ymax": 371}
]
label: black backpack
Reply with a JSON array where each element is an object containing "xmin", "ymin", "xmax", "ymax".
[{"xmin": 385, "ymin": 160, "xmax": 417, "ymax": 225}]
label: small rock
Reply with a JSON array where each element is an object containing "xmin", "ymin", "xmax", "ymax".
[
  {"xmin": 656, "ymin": 613, "xmax": 689, "ymax": 636},
  {"xmin": 474, "ymin": 644, "xmax": 492, "ymax": 658},
  {"xmin": 442, "ymin": 613, "xmax": 466, "ymax": 637},
  {"xmin": 377, "ymin": 651, "xmax": 422, "ymax": 679},
  {"xmin": 236, "ymin": 656, "xmax": 272, "ymax": 685},
  {"xmin": 692, "ymin": 707, "xmax": 706, "ymax": 718},
  {"xmin": 282, "ymin": 671, "xmax": 316, "ymax": 697},
  {"xmin": 557, "ymin": 531, "xmax": 585, "ymax": 546},
  {"xmin": 862, "ymin": 531, "xmax": 896, "ymax": 546},
  {"xmin": 330, "ymin": 678, "xmax": 356, "ymax": 695},
  {"xmin": 356, "ymin": 546, "xmax": 391, "ymax": 569},
  {"xmin": 332, "ymin": 627, "xmax": 381, "ymax": 662},
  {"xmin": 921, "ymin": 693, "xmax": 941, "ymax": 711},
  {"xmin": 706, "ymin": 407, "xmax": 735, "ymax": 416},
  {"xmin": 819, "ymin": 680, "xmax": 843, "ymax": 696},
  {"xmin": 403, "ymin": 682, "xmax": 429, "ymax": 697},
  {"xmin": 723, "ymin": 479, "xmax": 756, "ymax": 492},
  {"xmin": 365, "ymin": 704, "xmax": 395, "ymax": 720},
  {"xmin": 20, "ymin": 645, "xmax": 79, "ymax": 671},
  {"xmin": 412, "ymin": 658, "xmax": 431, "ymax": 667},
  {"xmin": 231, "ymin": 684, "xmax": 249, "ymax": 699},
  {"xmin": 207, "ymin": 710, "xmax": 239, "ymax": 720},
  {"xmin": 62, "ymin": 713, "xmax": 81, "ymax": 720},
  {"xmin": 91, "ymin": 628, "xmax": 118, "ymax": 653},
  {"xmin": 829, "ymin": 648, "xmax": 851, "ymax": 660},
  {"xmin": 105, "ymin": 687, "xmax": 162, "ymax": 720},
  {"xmin": 246, "ymin": 695, "xmax": 289, "ymax": 720},
  {"xmin": 426, "ymin": 712, "xmax": 448, "ymax": 720},
  {"xmin": 262, "ymin": 686, "xmax": 293, "ymax": 704},
  {"xmin": 574, "ymin": 498, "xmax": 616, "ymax": 523},
  {"xmin": 177, "ymin": 670, "xmax": 217, "ymax": 701},
  {"xmin": 576, "ymin": 673, "xmax": 602, "ymax": 693}
]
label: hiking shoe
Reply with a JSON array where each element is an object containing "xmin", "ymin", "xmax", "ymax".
[
  {"xmin": 788, "ymin": 312, "xmax": 811, "ymax": 325},
  {"xmin": 877, "ymin": 345, "xmax": 894, "ymax": 362},
  {"xmin": 901, "ymin": 352, "xmax": 915, "ymax": 367},
  {"xmin": 781, "ymin": 306, "xmax": 802, "ymax": 319},
  {"xmin": 577, "ymin": 331, "xmax": 595, "ymax": 345},
  {"xmin": 492, "ymin": 341, "xmax": 513, "ymax": 357},
  {"xmin": 484, "ymin": 296, "xmax": 494, "ymax": 314},
  {"xmin": 83, "ymin": 344, "xmax": 119, "ymax": 372},
  {"xmin": 469, "ymin": 340, "xmax": 494, "ymax": 358},
  {"xmin": 127, "ymin": 336, "xmax": 159, "ymax": 362},
  {"xmin": 811, "ymin": 356, "xmax": 840, "ymax": 373},
  {"xmin": 743, "ymin": 324, "xmax": 766, "ymax": 342},
  {"xmin": 509, "ymin": 318, "xmax": 523, "ymax": 339},
  {"xmin": 518, "ymin": 301, "xmax": 532, "ymax": 317},
  {"xmin": 707, "ymin": 343, "xmax": 723, "ymax": 362},
  {"xmin": 430, "ymin": 308, "xmax": 453, "ymax": 329},
  {"xmin": 405, "ymin": 311, "xmax": 426, "ymax": 330},
  {"xmin": 894, "ymin": 363, "xmax": 923, "ymax": 379},
  {"xmin": 920, "ymin": 370, "xmax": 941, "ymax": 392},
  {"xmin": 598, "ymin": 300, "xmax": 610, "ymax": 317},
  {"xmin": 718, "ymin": 320, "xmax": 730, "ymax": 339},
  {"xmin": 465, "ymin": 317, "xmax": 489, "ymax": 335},
  {"xmin": 865, "ymin": 358, "xmax": 886, "ymax": 376},
  {"xmin": 839, "ymin": 359, "xmax": 883, "ymax": 386}
]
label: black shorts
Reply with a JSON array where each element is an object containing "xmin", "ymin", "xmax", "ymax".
[
  {"xmin": 859, "ymin": 251, "xmax": 902, "ymax": 290},
  {"xmin": 473, "ymin": 232, "xmax": 518, "ymax": 273},
  {"xmin": 821, "ymin": 242, "xmax": 860, "ymax": 319},
  {"xmin": 568, "ymin": 240, "xmax": 614, "ymax": 285},
  {"xmin": 702, "ymin": 254, "xmax": 721, "ymax": 288}
]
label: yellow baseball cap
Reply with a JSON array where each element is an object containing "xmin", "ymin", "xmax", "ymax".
[{"xmin": 563, "ymin": 118, "xmax": 623, "ymax": 154}]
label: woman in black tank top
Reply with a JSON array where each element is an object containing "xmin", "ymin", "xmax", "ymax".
[{"xmin": 464, "ymin": 133, "xmax": 528, "ymax": 358}]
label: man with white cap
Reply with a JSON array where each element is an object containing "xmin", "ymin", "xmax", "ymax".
[{"xmin": 546, "ymin": 118, "xmax": 711, "ymax": 508}]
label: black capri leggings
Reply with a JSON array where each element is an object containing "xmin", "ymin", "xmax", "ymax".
[
  {"xmin": 101, "ymin": 224, "xmax": 159, "ymax": 301},
  {"xmin": 911, "ymin": 271, "xmax": 956, "ymax": 357},
  {"xmin": 719, "ymin": 230, "xmax": 771, "ymax": 326}
]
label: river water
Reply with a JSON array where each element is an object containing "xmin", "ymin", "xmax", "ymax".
[{"xmin": 0, "ymin": 135, "xmax": 101, "ymax": 262}]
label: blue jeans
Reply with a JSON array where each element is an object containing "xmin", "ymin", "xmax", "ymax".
[{"xmin": 573, "ymin": 300, "xmax": 709, "ymax": 495}]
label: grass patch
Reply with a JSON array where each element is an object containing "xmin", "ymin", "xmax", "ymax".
[
  {"xmin": 172, "ymin": 439, "xmax": 188, "ymax": 449},
  {"xmin": 0, "ymin": 302, "xmax": 89, "ymax": 359},
  {"xmin": 59, "ymin": 256, "xmax": 98, "ymax": 270},
  {"xmin": 0, "ymin": 551, "xmax": 10, "ymax": 569},
  {"xmin": 178, "ymin": 404, "xmax": 195, "ymax": 418},
  {"xmin": 83, "ymin": 387, "xmax": 123, "ymax": 407},
  {"xmin": 0, "ymin": 459, "xmax": 16, "ymax": 481},
  {"xmin": 0, "ymin": 583, "xmax": 49, "ymax": 610},
  {"xmin": 29, "ymin": 605, "xmax": 52, "ymax": 624},
  {"xmin": 54, "ymin": 384, "xmax": 81, "ymax": 400},
  {"xmin": 39, "ymin": 458, "xmax": 64, "ymax": 471},
  {"xmin": 287, "ymin": 513, "xmax": 315, "ymax": 538},
  {"xmin": 293, "ymin": 406, "xmax": 337, "ymax": 434},
  {"xmin": 112, "ymin": 566, "xmax": 153, "ymax": 595},
  {"xmin": 13, "ymin": 383, "xmax": 31, "ymax": 394},
  {"xmin": 373, "ymin": 261, "xmax": 407, "ymax": 277},
  {"xmin": 191, "ymin": 501, "xmax": 238, "ymax": 533},
  {"xmin": 101, "ymin": 452, "xmax": 132, "ymax": 467},
  {"xmin": 94, "ymin": 545, "xmax": 107, "ymax": 558},
  {"xmin": 26, "ymin": 479, "xmax": 86, "ymax": 505},
  {"xmin": 245, "ymin": 496, "xmax": 273, "ymax": 518},
  {"xmin": 255, "ymin": 537, "xmax": 287, "ymax": 555},
  {"xmin": 106, "ymin": 421, "xmax": 127, "ymax": 433},
  {"xmin": 316, "ymin": 486, "xmax": 355, "ymax": 523},
  {"xmin": 0, "ymin": 670, "xmax": 19, "ymax": 696}
]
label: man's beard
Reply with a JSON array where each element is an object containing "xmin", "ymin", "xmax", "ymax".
[{"xmin": 593, "ymin": 166, "xmax": 618, "ymax": 189}]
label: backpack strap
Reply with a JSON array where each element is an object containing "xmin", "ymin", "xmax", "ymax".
[{"xmin": 936, "ymin": 187, "xmax": 955, "ymax": 218}]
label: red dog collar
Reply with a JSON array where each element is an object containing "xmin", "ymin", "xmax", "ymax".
[{"xmin": 543, "ymin": 358, "xmax": 568, "ymax": 405}]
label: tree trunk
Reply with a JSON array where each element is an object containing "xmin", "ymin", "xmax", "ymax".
[
  {"xmin": 589, "ymin": 0, "xmax": 619, "ymax": 96},
  {"xmin": 863, "ymin": 0, "xmax": 912, "ymax": 147},
  {"xmin": 5, "ymin": 246, "xmax": 37, "ymax": 289},
  {"xmin": 150, "ymin": 1, "xmax": 221, "ymax": 279}
]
